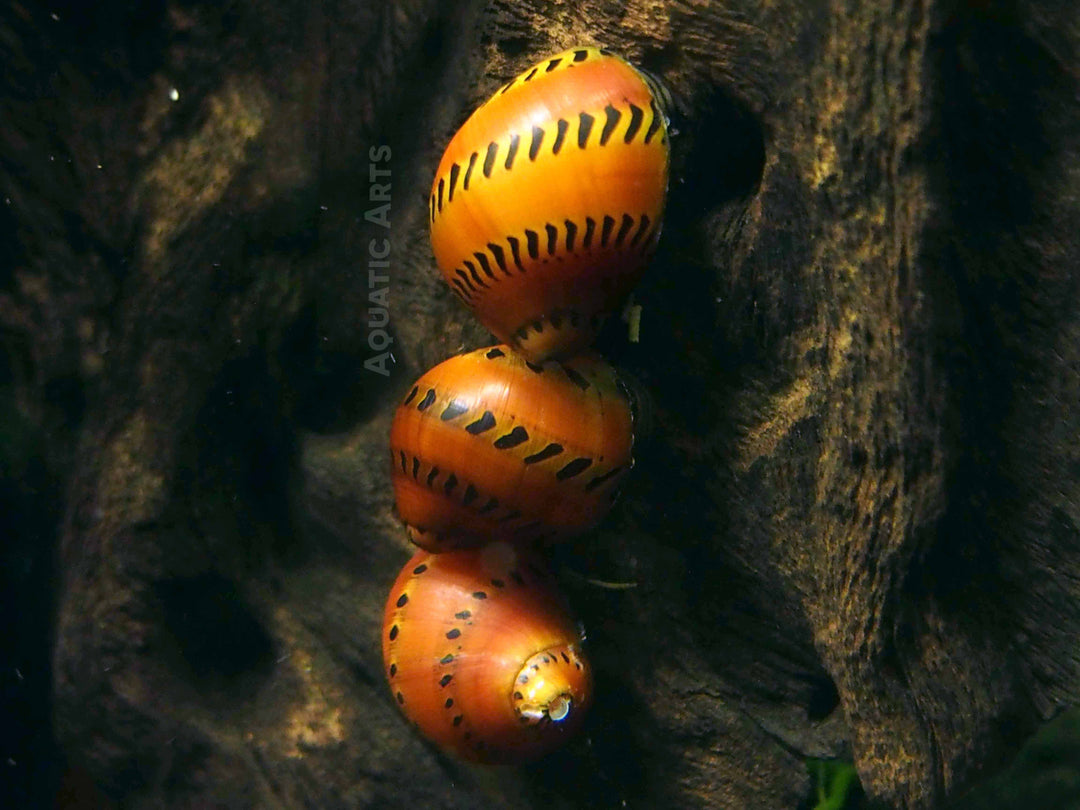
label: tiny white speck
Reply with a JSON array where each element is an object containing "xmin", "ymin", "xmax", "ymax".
[
  {"xmin": 319, "ymin": 205, "xmax": 328, "ymax": 211},
  {"xmin": 14, "ymin": 668, "xmax": 22, "ymax": 680},
  {"xmin": 97, "ymin": 164, "xmax": 103, "ymax": 170},
  {"xmin": 4, "ymin": 198, "xmax": 9, "ymax": 205},
  {"xmin": 50, "ymin": 12, "xmax": 59, "ymax": 21},
  {"xmin": 49, "ymin": 155, "xmax": 55, "ymax": 161},
  {"xmin": 169, "ymin": 87, "xmax": 179, "ymax": 102},
  {"xmin": 6, "ymin": 758, "xmax": 14, "ymax": 767},
  {"xmin": 389, "ymin": 352, "xmax": 396, "ymax": 363}
]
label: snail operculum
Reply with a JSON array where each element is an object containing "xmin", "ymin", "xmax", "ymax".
[{"xmin": 511, "ymin": 644, "xmax": 591, "ymax": 727}]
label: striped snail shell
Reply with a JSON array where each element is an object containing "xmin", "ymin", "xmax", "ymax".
[
  {"xmin": 429, "ymin": 46, "xmax": 671, "ymax": 361},
  {"xmin": 383, "ymin": 543, "xmax": 592, "ymax": 764},
  {"xmin": 390, "ymin": 345, "xmax": 634, "ymax": 552}
]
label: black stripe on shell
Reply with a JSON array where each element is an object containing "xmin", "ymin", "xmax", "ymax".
[
  {"xmin": 524, "ymin": 443, "xmax": 564, "ymax": 464},
  {"xmin": 625, "ymin": 103, "xmax": 644, "ymax": 143},
  {"xmin": 557, "ymin": 457, "xmax": 594, "ymax": 480},
  {"xmin": 448, "ymin": 163, "xmax": 460, "ymax": 201},
  {"xmin": 578, "ymin": 112, "xmax": 595, "ymax": 148},
  {"xmin": 494, "ymin": 426, "xmax": 529, "ymax": 449},
  {"xmin": 441, "ymin": 400, "xmax": 468, "ymax": 421},
  {"xmin": 553, "ymin": 119, "xmax": 568, "ymax": 154},
  {"xmin": 463, "ymin": 152, "xmax": 478, "ymax": 190},
  {"xmin": 545, "ymin": 223, "xmax": 557, "ymax": 255},
  {"xmin": 585, "ymin": 465, "xmax": 624, "ymax": 491},
  {"xmin": 466, "ymin": 411, "xmax": 496, "ymax": 434},
  {"xmin": 600, "ymin": 215, "xmax": 615, "ymax": 246},
  {"xmin": 529, "ymin": 125, "xmax": 544, "ymax": 160},
  {"xmin": 645, "ymin": 100, "xmax": 662, "ymax": 143},
  {"xmin": 600, "ymin": 104, "xmax": 621, "ymax": 145},
  {"xmin": 488, "ymin": 242, "xmax": 509, "ymax": 274},
  {"xmin": 504, "ymin": 133, "xmax": 520, "ymax": 170},
  {"xmin": 583, "ymin": 217, "xmax": 596, "ymax": 249},
  {"xmin": 474, "ymin": 251, "xmax": 495, "ymax": 279},
  {"xmin": 507, "ymin": 236, "xmax": 524, "ymax": 271}
]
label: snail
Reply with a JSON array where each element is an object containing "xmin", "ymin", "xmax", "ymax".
[
  {"xmin": 390, "ymin": 344, "xmax": 634, "ymax": 552},
  {"xmin": 382, "ymin": 542, "xmax": 592, "ymax": 764},
  {"xmin": 429, "ymin": 46, "xmax": 671, "ymax": 361}
]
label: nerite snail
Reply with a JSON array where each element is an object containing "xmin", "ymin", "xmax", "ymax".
[
  {"xmin": 383, "ymin": 543, "xmax": 592, "ymax": 764},
  {"xmin": 382, "ymin": 45, "xmax": 670, "ymax": 766},
  {"xmin": 389, "ymin": 344, "xmax": 634, "ymax": 552},
  {"xmin": 429, "ymin": 46, "xmax": 671, "ymax": 361}
]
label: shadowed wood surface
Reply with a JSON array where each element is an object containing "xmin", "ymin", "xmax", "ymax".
[{"xmin": 2, "ymin": 0, "xmax": 1078, "ymax": 807}]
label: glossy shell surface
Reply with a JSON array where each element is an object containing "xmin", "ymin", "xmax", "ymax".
[
  {"xmin": 390, "ymin": 345, "xmax": 634, "ymax": 551},
  {"xmin": 429, "ymin": 46, "xmax": 670, "ymax": 361},
  {"xmin": 382, "ymin": 543, "xmax": 592, "ymax": 763}
]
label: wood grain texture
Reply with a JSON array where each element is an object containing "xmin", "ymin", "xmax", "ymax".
[{"xmin": 1, "ymin": 0, "xmax": 1078, "ymax": 807}]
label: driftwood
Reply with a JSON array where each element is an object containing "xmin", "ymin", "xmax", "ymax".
[{"xmin": 2, "ymin": 0, "xmax": 1078, "ymax": 807}]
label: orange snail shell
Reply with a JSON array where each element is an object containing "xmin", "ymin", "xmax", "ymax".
[
  {"xmin": 383, "ymin": 543, "xmax": 592, "ymax": 764},
  {"xmin": 389, "ymin": 345, "xmax": 634, "ymax": 552},
  {"xmin": 429, "ymin": 46, "xmax": 671, "ymax": 362}
]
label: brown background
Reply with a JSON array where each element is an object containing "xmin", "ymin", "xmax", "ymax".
[{"xmin": 2, "ymin": 0, "xmax": 1079, "ymax": 807}]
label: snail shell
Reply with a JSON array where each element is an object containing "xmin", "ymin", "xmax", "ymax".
[
  {"xmin": 390, "ymin": 345, "xmax": 634, "ymax": 552},
  {"xmin": 382, "ymin": 543, "xmax": 592, "ymax": 764},
  {"xmin": 429, "ymin": 46, "xmax": 671, "ymax": 361}
]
